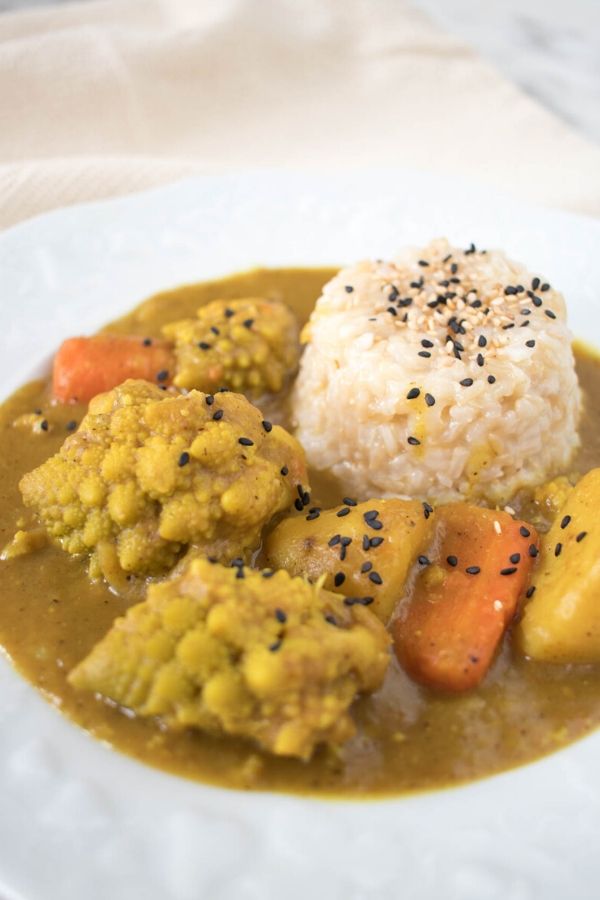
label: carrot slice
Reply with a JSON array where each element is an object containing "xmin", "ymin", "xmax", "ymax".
[
  {"xmin": 52, "ymin": 336, "xmax": 174, "ymax": 404},
  {"xmin": 393, "ymin": 504, "xmax": 539, "ymax": 692}
]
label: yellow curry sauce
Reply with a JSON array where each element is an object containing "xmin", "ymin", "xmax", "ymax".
[{"xmin": 1, "ymin": 267, "xmax": 600, "ymax": 797}]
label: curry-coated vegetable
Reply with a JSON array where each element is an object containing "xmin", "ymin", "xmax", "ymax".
[
  {"xmin": 52, "ymin": 335, "xmax": 174, "ymax": 403},
  {"xmin": 394, "ymin": 505, "xmax": 539, "ymax": 692},
  {"xmin": 263, "ymin": 498, "xmax": 434, "ymax": 623},
  {"xmin": 69, "ymin": 558, "xmax": 390, "ymax": 760},
  {"xmin": 517, "ymin": 467, "xmax": 600, "ymax": 663},
  {"xmin": 20, "ymin": 379, "xmax": 307, "ymax": 579}
]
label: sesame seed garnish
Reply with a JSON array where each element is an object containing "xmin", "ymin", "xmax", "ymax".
[
  {"xmin": 509, "ymin": 553, "xmax": 521, "ymax": 564},
  {"xmin": 526, "ymin": 340, "xmax": 536, "ymax": 348},
  {"xmin": 294, "ymin": 499, "xmax": 303, "ymax": 511},
  {"xmin": 362, "ymin": 535, "xmax": 370, "ymax": 551},
  {"xmin": 529, "ymin": 544, "xmax": 539, "ymax": 558},
  {"xmin": 447, "ymin": 555, "xmax": 458, "ymax": 567},
  {"xmin": 504, "ymin": 286, "xmax": 517, "ymax": 296},
  {"xmin": 500, "ymin": 566, "xmax": 517, "ymax": 576},
  {"xmin": 369, "ymin": 571, "xmax": 383, "ymax": 585},
  {"xmin": 337, "ymin": 507, "xmax": 351, "ymax": 517},
  {"xmin": 406, "ymin": 387, "xmax": 420, "ymax": 400},
  {"xmin": 418, "ymin": 259, "xmax": 429, "ymax": 267},
  {"xmin": 576, "ymin": 531, "xmax": 588, "ymax": 543},
  {"xmin": 66, "ymin": 420, "xmax": 77, "ymax": 432},
  {"xmin": 224, "ymin": 308, "xmax": 234, "ymax": 317},
  {"xmin": 494, "ymin": 520, "xmax": 502, "ymax": 535},
  {"xmin": 476, "ymin": 353, "xmax": 485, "ymax": 367},
  {"xmin": 212, "ymin": 409, "xmax": 224, "ymax": 421},
  {"xmin": 142, "ymin": 337, "xmax": 153, "ymax": 346},
  {"xmin": 269, "ymin": 640, "xmax": 282, "ymax": 652},
  {"xmin": 526, "ymin": 585, "xmax": 536, "ymax": 598},
  {"xmin": 370, "ymin": 536, "xmax": 384, "ymax": 548},
  {"xmin": 280, "ymin": 466, "xmax": 288, "ymax": 476},
  {"xmin": 205, "ymin": 394, "xmax": 214, "ymax": 405},
  {"xmin": 211, "ymin": 326, "xmax": 220, "ymax": 336},
  {"xmin": 344, "ymin": 596, "xmax": 374, "ymax": 607},
  {"xmin": 532, "ymin": 277, "xmax": 540, "ymax": 290},
  {"xmin": 466, "ymin": 566, "xmax": 480, "ymax": 575},
  {"xmin": 421, "ymin": 339, "xmax": 434, "ymax": 348},
  {"xmin": 531, "ymin": 295, "xmax": 543, "ymax": 307},
  {"xmin": 345, "ymin": 285, "xmax": 354, "ymax": 293},
  {"xmin": 40, "ymin": 420, "xmax": 49, "ymax": 432},
  {"xmin": 325, "ymin": 614, "xmax": 337, "ymax": 625},
  {"xmin": 262, "ymin": 420, "xmax": 273, "ymax": 433},
  {"xmin": 424, "ymin": 393, "xmax": 435, "ymax": 407},
  {"xmin": 361, "ymin": 561, "xmax": 373, "ymax": 573},
  {"xmin": 306, "ymin": 510, "xmax": 320, "ymax": 521},
  {"xmin": 520, "ymin": 526, "xmax": 531, "ymax": 537},
  {"xmin": 422, "ymin": 502, "xmax": 433, "ymax": 519},
  {"xmin": 328, "ymin": 534, "xmax": 341, "ymax": 547},
  {"xmin": 560, "ymin": 515, "xmax": 571, "ymax": 529},
  {"xmin": 238, "ymin": 437, "xmax": 254, "ymax": 446},
  {"xmin": 275, "ymin": 608, "xmax": 287, "ymax": 623},
  {"xmin": 460, "ymin": 378, "xmax": 474, "ymax": 387},
  {"xmin": 334, "ymin": 572, "xmax": 346, "ymax": 587},
  {"xmin": 418, "ymin": 555, "xmax": 431, "ymax": 566},
  {"xmin": 262, "ymin": 570, "xmax": 275, "ymax": 578},
  {"xmin": 540, "ymin": 283, "xmax": 550, "ymax": 292},
  {"xmin": 156, "ymin": 369, "xmax": 169, "ymax": 382},
  {"xmin": 554, "ymin": 543, "xmax": 563, "ymax": 557},
  {"xmin": 387, "ymin": 307, "xmax": 398, "ymax": 316},
  {"xmin": 178, "ymin": 452, "xmax": 190, "ymax": 467},
  {"xmin": 418, "ymin": 351, "xmax": 432, "ymax": 359},
  {"xmin": 478, "ymin": 335, "xmax": 487, "ymax": 347},
  {"xmin": 198, "ymin": 342, "xmax": 211, "ymax": 350},
  {"xmin": 343, "ymin": 497, "xmax": 357, "ymax": 506},
  {"xmin": 407, "ymin": 436, "xmax": 421, "ymax": 446},
  {"xmin": 487, "ymin": 375, "xmax": 496, "ymax": 384},
  {"xmin": 545, "ymin": 309, "xmax": 557, "ymax": 320}
]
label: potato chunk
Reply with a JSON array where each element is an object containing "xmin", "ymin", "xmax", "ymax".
[
  {"xmin": 20, "ymin": 380, "xmax": 307, "ymax": 579},
  {"xmin": 163, "ymin": 297, "xmax": 300, "ymax": 398},
  {"xmin": 263, "ymin": 499, "xmax": 434, "ymax": 623},
  {"xmin": 517, "ymin": 467, "xmax": 600, "ymax": 663},
  {"xmin": 69, "ymin": 559, "xmax": 390, "ymax": 759}
]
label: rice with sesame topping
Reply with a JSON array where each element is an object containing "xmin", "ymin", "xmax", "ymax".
[{"xmin": 292, "ymin": 238, "xmax": 581, "ymax": 504}]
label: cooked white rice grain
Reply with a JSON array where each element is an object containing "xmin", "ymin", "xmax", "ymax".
[{"xmin": 292, "ymin": 238, "xmax": 581, "ymax": 504}]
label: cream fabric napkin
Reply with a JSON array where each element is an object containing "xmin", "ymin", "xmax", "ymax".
[{"xmin": 1, "ymin": 0, "xmax": 600, "ymax": 230}]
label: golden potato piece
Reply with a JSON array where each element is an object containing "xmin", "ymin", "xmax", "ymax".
[
  {"xmin": 20, "ymin": 380, "xmax": 307, "ymax": 579},
  {"xmin": 163, "ymin": 297, "xmax": 300, "ymax": 398},
  {"xmin": 517, "ymin": 467, "xmax": 600, "ymax": 663},
  {"xmin": 263, "ymin": 498, "xmax": 435, "ymax": 623},
  {"xmin": 69, "ymin": 559, "xmax": 390, "ymax": 759}
]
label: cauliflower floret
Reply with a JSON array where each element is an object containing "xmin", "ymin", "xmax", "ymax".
[
  {"xmin": 68, "ymin": 559, "xmax": 390, "ymax": 759},
  {"xmin": 163, "ymin": 297, "xmax": 300, "ymax": 397},
  {"xmin": 20, "ymin": 380, "xmax": 307, "ymax": 578}
]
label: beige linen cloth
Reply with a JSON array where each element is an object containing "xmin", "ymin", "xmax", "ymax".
[{"xmin": 1, "ymin": 0, "xmax": 600, "ymax": 231}]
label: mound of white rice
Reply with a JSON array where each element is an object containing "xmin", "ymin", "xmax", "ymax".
[{"xmin": 292, "ymin": 238, "xmax": 581, "ymax": 504}]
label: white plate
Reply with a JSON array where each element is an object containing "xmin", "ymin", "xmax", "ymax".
[{"xmin": 1, "ymin": 171, "xmax": 600, "ymax": 900}]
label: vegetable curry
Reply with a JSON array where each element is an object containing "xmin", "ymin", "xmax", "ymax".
[{"xmin": 1, "ymin": 267, "xmax": 600, "ymax": 797}]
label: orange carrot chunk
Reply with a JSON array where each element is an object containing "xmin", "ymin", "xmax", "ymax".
[
  {"xmin": 52, "ymin": 336, "xmax": 175, "ymax": 404},
  {"xmin": 393, "ymin": 504, "xmax": 539, "ymax": 692}
]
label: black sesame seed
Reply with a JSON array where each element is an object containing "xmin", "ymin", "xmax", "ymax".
[
  {"xmin": 156, "ymin": 369, "xmax": 169, "ymax": 382},
  {"xmin": 345, "ymin": 285, "xmax": 354, "ymax": 293},
  {"xmin": 504, "ymin": 286, "xmax": 517, "ymax": 296},
  {"xmin": 418, "ymin": 259, "xmax": 429, "ymax": 267},
  {"xmin": 554, "ymin": 543, "xmax": 562, "ymax": 557},
  {"xmin": 520, "ymin": 526, "xmax": 531, "ymax": 538},
  {"xmin": 576, "ymin": 531, "xmax": 588, "ymax": 542},
  {"xmin": 243, "ymin": 319, "xmax": 254, "ymax": 329},
  {"xmin": 66, "ymin": 420, "xmax": 77, "ymax": 432},
  {"xmin": 476, "ymin": 353, "xmax": 485, "ymax": 367},
  {"xmin": 423, "ymin": 502, "xmax": 433, "ymax": 519},
  {"xmin": 238, "ymin": 437, "xmax": 254, "ymax": 446},
  {"xmin": 407, "ymin": 387, "xmax": 420, "ymax": 400},
  {"xmin": 421, "ymin": 339, "xmax": 434, "ymax": 349},
  {"xmin": 509, "ymin": 553, "xmax": 521, "ymax": 564},
  {"xmin": 478, "ymin": 335, "xmax": 487, "ymax": 348},
  {"xmin": 142, "ymin": 337, "xmax": 153, "ymax": 346},
  {"xmin": 526, "ymin": 340, "xmax": 536, "ymax": 348},
  {"xmin": 560, "ymin": 515, "xmax": 571, "ymax": 529},
  {"xmin": 466, "ymin": 566, "xmax": 481, "ymax": 575},
  {"xmin": 529, "ymin": 544, "xmax": 539, "ymax": 558},
  {"xmin": 425, "ymin": 393, "xmax": 435, "ymax": 407},
  {"xmin": 447, "ymin": 555, "xmax": 458, "ymax": 567},
  {"xmin": 306, "ymin": 511, "xmax": 320, "ymax": 521},
  {"xmin": 487, "ymin": 375, "xmax": 496, "ymax": 384},
  {"xmin": 418, "ymin": 351, "xmax": 432, "ymax": 359},
  {"xmin": 364, "ymin": 510, "xmax": 379, "ymax": 522},
  {"xmin": 451, "ymin": 263, "xmax": 458, "ymax": 274},
  {"xmin": 280, "ymin": 466, "xmax": 288, "ymax": 476},
  {"xmin": 343, "ymin": 497, "xmax": 357, "ymax": 506},
  {"xmin": 205, "ymin": 394, "xmax": 214, "ymax": 406},
  {"xmin": 532, "ymin": 277, "xmax": 540, "ymax": 290},
  {"xmin": 40, "ymin": 419, "xmax": 49, "ymax": 431},
  {"xmin": 369, "ymin": 571, "xmax": 383, "ymax": 585},
  {"xmin": 334, "ymin": 572, "xmax": 346, "ymax": 587},
  {"xmin": 460, "ymin": 378, "xmax": 474, "ymax": 387},
  {"xmin": 387, "ymin": 307, "xmax": 398, "ymax": 316},
  {"xmin": 520, "ymin": 321, "xmax": 530, "ymax": 328},
  {"xmin": 217, "ymin": 387, "xmax": 230, "ymax": 393},
  {"xmin": 526, "ymin": 585, "xmax": 536, "ymax": 599},
  {"xmin": 418, "ymin": 555, "xmax": 431, "ymax": 566},
  {"xmin": 210, "ymin": 326, "xmax": 220, "ymax": 336},
  {"xmin": 521, "ymin": 308, "xmax": 531, "ymax": 316},
  {"xmin": 236, "ymin": 568, "xmax": 245, "ymax": 579},
  {"xmin": 275, "ymin": 608, "xmax": 287, "ymax": 624},
  {"xmin": 502, "ymin": 324, "xmax": 515, "ymax": 331},
  {"xmin": 178, "ymin": 452, "xmax": 190, "ymax": 467},
  {"xmin": 369, "ymin": 536, "xmax": 384, "ymax": 548},
  {"xmin": 540, "ymin": 283, "xmax": 550, "ymax": 292},
  {"xmin": 294, "ymin": 499, "xmax": 303, "ymax": 512},
  {"xmin": 262, "ymin": 420, "xmax": 273, "ymax": 433},
  {"xmin": 325, "ymin": 614, "xmax": 337, "ymax": 625},
  {"xmin": 408, "ymin": 436, "xmax": 421, "ymax": 446},
  {"xmin": 545, "ymin": 309, "xmax": 557, "ymax": 320},
  {"xmin": 368, "ymin": 520, "xmax": 383, "ymax": 531},
  {"xmin": 198, "ymin": 341, "xmax": 212, "ymax": 351},
  {"xmin": 500, "ymin": 567, "xmax": 517, "ymax": 576},
  {"xmin": 362, "ymin": 535, "xmax": 370, "ymax": 551},
  {"xmin": 262, "ymin": 570, "xmax": 275, "ymax": 578},
  {"xmin": 328, "ymin": 534, "xmax": 341, "ymax": 547},
  {"xmin": 361, "ymin": 562, "xmax": 373, "ymax": 573},
  {"xmin": 269, "ymin": 640, "xmax": 282, "ymax": 652},
  {"xmin": 337, "ymin": 507, "xmax": 351, "ymax": 517},
  {"xmin": 224, "ymin": 308, "xmax": 234, "ymax": 317}
]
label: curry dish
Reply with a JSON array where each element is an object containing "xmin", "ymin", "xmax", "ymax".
[{"xmin": 1, "ymin": 262, "xmax": 600, "ymax": 797}]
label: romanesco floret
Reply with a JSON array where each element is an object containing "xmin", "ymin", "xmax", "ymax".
[
  {"xmin": 68, "ymin": 559, "xmax": 390, "ymax": 759},
  {"xmin": 163, "ymin": 297, "xmax": 300, "ymax": 397},
  {"xmin": 20, "ymin": 380, "xmax": 307, "ymax": 578}
]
